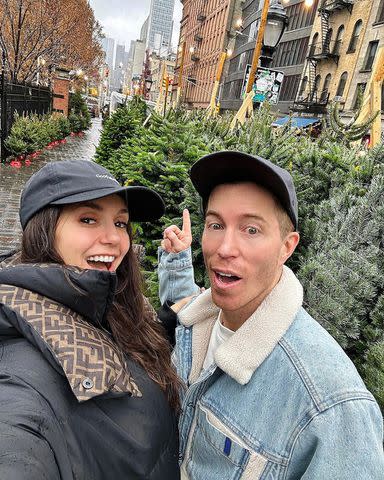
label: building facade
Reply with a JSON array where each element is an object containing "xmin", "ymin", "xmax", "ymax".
[
  {"xmin": 149, "ymin": 52, "xmax": 176, "ymax": 102},
  {"xmin": 346, "ymin": 0, "xmax": 384, "ymax": 112},
  {"xmin": 220, "ymin": 0, "xmax": 319, "ymax": 112},
  {"xmin": 175, "ymin": 0, "xmax": 241, "ymax": 109},
  {"xmin": 293, "ymin": 0, "xmax": 381, "ymax": 116},
  {"xmin": 147, "ymin": 0, "xmax": 176, "ymax": 53}
]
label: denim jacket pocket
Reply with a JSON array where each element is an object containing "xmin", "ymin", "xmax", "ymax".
[{"xmin": 185, "ymin": 404, "xmax": 268, "ymax": 480}]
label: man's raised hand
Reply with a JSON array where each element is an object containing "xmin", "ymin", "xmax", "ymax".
[{"xmin": 161, "ymin": 209, "xmax": 192, "ymax": 253}]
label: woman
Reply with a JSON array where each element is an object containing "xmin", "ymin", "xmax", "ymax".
[{"xmin": 0, "ymin": 160, "xmax": 180, "ymax": 479}]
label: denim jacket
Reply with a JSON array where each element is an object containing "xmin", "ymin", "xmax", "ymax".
[{"xmin": 158, "ymin": 247, "xmax": 384, "ymax": 479}]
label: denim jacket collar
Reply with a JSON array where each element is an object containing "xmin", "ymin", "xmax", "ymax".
[{"xmin": 178, "ymin": 266, "xmax": 303, "ymax": 385}]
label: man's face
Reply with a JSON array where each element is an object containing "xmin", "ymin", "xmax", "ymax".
[{"xmin": 202, "ymin": 182, "xmax": 299, "ymax": 328}]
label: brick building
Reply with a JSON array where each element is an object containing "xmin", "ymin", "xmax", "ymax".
[
  {"xmin": 52, "ymin": 68, "xmax": 70, "ymax": 116},
  {"xmin": 294, "ymin": 0, "xmax": 383, "ymax": 115},
  {"xmin": 175, "ymin": 0, "xmax": 242, "ymax": 108},
  {"xmin": 347, "ymin": 0, "xmax": 384, "ymax": 112}
]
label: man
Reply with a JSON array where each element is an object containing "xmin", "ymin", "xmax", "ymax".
[{"xmin": 158, "ymin": 151, "xmax": 384, "ymax": 479}]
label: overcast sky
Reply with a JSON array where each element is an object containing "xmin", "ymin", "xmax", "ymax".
[{"xmin": 89, "ymin": 0, "xmax": 183, "ymax": 50}]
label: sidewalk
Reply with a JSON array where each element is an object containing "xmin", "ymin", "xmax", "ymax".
[{"xmin": 0, "ymin": 118, "xmax": 102, "ymax": 255}]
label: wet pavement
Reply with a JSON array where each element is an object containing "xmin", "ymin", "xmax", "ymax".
[{"xmin": 0, "ymin": 118, "xmax": 102, "ymax": 255}]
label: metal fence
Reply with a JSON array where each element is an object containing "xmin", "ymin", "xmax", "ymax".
[{"xmin": 0, "ymin": 76, "xmax": 52, "ymax": 161}]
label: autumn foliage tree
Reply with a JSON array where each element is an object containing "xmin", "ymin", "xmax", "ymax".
[{"xmin": 0, "ymin": 0, "xmax": 104, "ymax": 83}]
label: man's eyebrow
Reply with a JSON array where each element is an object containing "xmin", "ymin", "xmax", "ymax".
[{"xmin": 205, "ymin": 210, "xmax": 266, "ymax": 223}]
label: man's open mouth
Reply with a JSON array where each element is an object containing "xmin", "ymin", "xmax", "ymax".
[{"xmin": 214, "ymin": 271, "xmax": 241, "ymax": 284}]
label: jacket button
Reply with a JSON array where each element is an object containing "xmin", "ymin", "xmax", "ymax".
[{"xmin": 82, "ymin": 377, "xmax": 94, "ymax": 389}]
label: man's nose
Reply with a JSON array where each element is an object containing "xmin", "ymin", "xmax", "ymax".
[{"xmin": 216, "ymin": 229, "xmax": 239, "ymax": 258}]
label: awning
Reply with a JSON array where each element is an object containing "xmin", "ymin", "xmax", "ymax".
[{"xmin": 272, "ymin": 116, "xmax": 321, "ymax": 128}]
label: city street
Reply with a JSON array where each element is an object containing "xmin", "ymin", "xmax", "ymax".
[{"xmin": 0, "ymin": 118, "xmax": 102, "ymax": 255}]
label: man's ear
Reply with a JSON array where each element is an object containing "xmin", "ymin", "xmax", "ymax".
[{"xmin": 280, "ymin": 232, "xmax": 300, "ymax": 265}]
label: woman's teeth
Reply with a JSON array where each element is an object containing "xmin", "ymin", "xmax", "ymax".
[{"xmin": 87, "ymin": 255, "xmax": 115, "ymax": 263}]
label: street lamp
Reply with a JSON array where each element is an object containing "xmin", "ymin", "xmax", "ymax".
[
  {"xmin": 262, "ymin": 0, "xmax": 289, "ymax": 66},
  {"xmin": 230, "ymin": 0, "xmax": 287, "ymax": 128}
]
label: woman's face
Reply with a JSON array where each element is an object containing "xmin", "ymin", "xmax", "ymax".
[{"xmin": 54, "ymin": 194, "xmax": 130, "ymax": 272}]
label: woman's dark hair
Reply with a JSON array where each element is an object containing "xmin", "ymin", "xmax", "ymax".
[{"xmin": 21, "ymin": 205, "xmax": 181, "ymax": 411}]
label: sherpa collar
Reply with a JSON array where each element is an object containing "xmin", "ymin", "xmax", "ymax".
[{"xmin": 178, "ymin": 266, "xmax": 303, "ymax": 385}]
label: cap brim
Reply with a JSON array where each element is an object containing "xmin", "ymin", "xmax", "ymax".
[
  {"xmin": 51, "ymin": 185, "xmax": 165, "ymax": 222},
  {"xmin": 190, "ymin": 151, "xmax": 297, "ymax": 228}
]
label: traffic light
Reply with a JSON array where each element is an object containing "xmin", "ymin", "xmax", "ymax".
[{"xmin": 162, "ymin": 77, "xmax": 169, "ymax": 89}]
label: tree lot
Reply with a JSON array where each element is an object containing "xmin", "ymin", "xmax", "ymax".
[{"xmin": 96, "ymin": 99, "xmax": 384, "ymax": 412}]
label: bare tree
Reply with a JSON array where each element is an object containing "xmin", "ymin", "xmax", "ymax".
[{"xmin": 0, "ymin": 0, "xmax": 103, "ymax": 83}]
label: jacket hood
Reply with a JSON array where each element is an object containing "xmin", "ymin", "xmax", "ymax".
[{"xmin": 0, "ymin": 254, "xmax": 117, "ymax": 330}]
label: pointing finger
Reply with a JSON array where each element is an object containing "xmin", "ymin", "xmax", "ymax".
[{"xmin": 182, "ymin": 209, "xmax": 191, "ymax": 235}]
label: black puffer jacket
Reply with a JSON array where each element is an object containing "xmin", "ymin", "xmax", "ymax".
[{"xmin": 0, "ymin": 255, "xmax": 180, "ymax": 480}]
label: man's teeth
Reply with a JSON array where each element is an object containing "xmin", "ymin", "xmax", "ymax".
[
  {"xmin": 218, "ymin": 272, "xmax": 234, "ymax": 277},
  {"xmin": 88, "ymin": 255, "xmax": 115, "ymax": 263}
]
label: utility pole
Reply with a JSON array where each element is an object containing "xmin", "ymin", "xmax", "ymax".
[
  {"xmin": 230, "ymin": 0, "xmax": 271, "ymax": 129},
  {"xmin": 207, "ymin": 51, "xmax": 230, "ymax": 118},
  {"xmin": 174, "ymin": 42, "xmax": 186, "ymax": 108},
  {"xmin": 163, "ymin": 76, "xmax": 170, "ymax": 116},
  {"xmin": 371, "ymin": 46, "xmax": 384, "ymax": 147},
  {"xmin": 155, "ymin": 61, "xmax": 166, "ymax": 114}
]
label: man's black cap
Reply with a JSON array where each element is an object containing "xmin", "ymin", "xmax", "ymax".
[
  {"xmin": 20, "ymin": 160, "xmax": 165, "ymax": 229},
  {"xmin": 190, "ymin": 151, "xmax": 298, "ymax": 229}
]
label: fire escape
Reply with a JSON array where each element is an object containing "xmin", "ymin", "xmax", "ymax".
[
  {"xmin": 185, "ymin": 3, "xmax": 207, "ymax": 104},
  {"xmin": 293, "ymin": 0, "xmax": 354, "ymax": 113}
]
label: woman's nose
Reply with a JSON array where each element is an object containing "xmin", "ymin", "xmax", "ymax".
[{"xmin": 100, "ymin": 224, "xmax": 120, "ymax": 244}]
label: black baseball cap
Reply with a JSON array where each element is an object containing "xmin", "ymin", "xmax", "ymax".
[
  {"xmin": 19, "ymin": 160, "xmax": 165, "ymax": 229},
  {"xmin": 190, "ymin": 151, "xmax": 298, "ymax": 229}
]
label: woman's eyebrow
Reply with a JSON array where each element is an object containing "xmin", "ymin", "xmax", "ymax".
[{"xmin": 73, "ymin": 202, "xmax": 128, "ymax": 215}]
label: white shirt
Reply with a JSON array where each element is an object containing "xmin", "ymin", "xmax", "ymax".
[{"xmin": 202, "ymin": 312, "xmax": 234, "ymax": 371}]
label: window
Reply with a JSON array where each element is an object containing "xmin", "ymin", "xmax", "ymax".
[
  {"xmin": 271, "ymin": 37, "xmax": 309, "ymax": 67},
  {"xmin": 376, "ymin": 0, "xmax": 384, "ymax": 23},
  {"xmin": 333, "ymin": 25, "xmax": 344, "ymax": 56},
  {"xmin": 353, "ymin": 83, "xmax": 366, "ymax": 109},
  {"xmin": 309, "ymin": 32, "xmax": 319, "ymax": 56},
  {"xmin": 298, "ymin": 76, "xmax": 308, "ymax": 98},
  {"xmin": 313, "ymin": 74, "xmax": 321, "ymax": 99},
  {"xmin": 279, "ymin": 74, "xmax": 301, "ymax": 101},
  {"xmin": 248, "ymin": 20, "xmax": 258, "ymax": 41},
  {"xmin": 285, "ymin": 0, "xmax": 319, "ymax": 31},
  {"xmin": 336, "ymin": 72, "xmax": 348, "ymax": 97},
  {"xmin": 347, "ymin": 20, "xmax": 362, "ymax": 53},
  {"xmin": 323, "ymin": 28, "xmax": 333, "ymax": 53},
  {"xmin": 363, "ymin": 41, "xmax": 379, "ymax": 71},
  {"xmin": 320, "ymin": 73, "xmax": 331, "ymax": 103}
]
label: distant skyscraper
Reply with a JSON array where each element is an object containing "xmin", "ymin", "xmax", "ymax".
[
  {"xmin": 132, "ymin": 40, "xmax": 146, "ymax": 78},
  {"xmin": 111, "ymin": 44, "xmax": 126, "ymax": 92},
  {"xmin": 140, "ymin": 16, "xmax": 149, "ymax": 44},
  {"xmin": 146, "ymin": 0, "xmax": 175, "ymax": 54},
  {"xmin": 101, "ymin": 37, "xmax": 115, "ymax": 70},
  {"xmin": 115, "ymin": 44, "xmax": 125, "ymax": 69}
]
